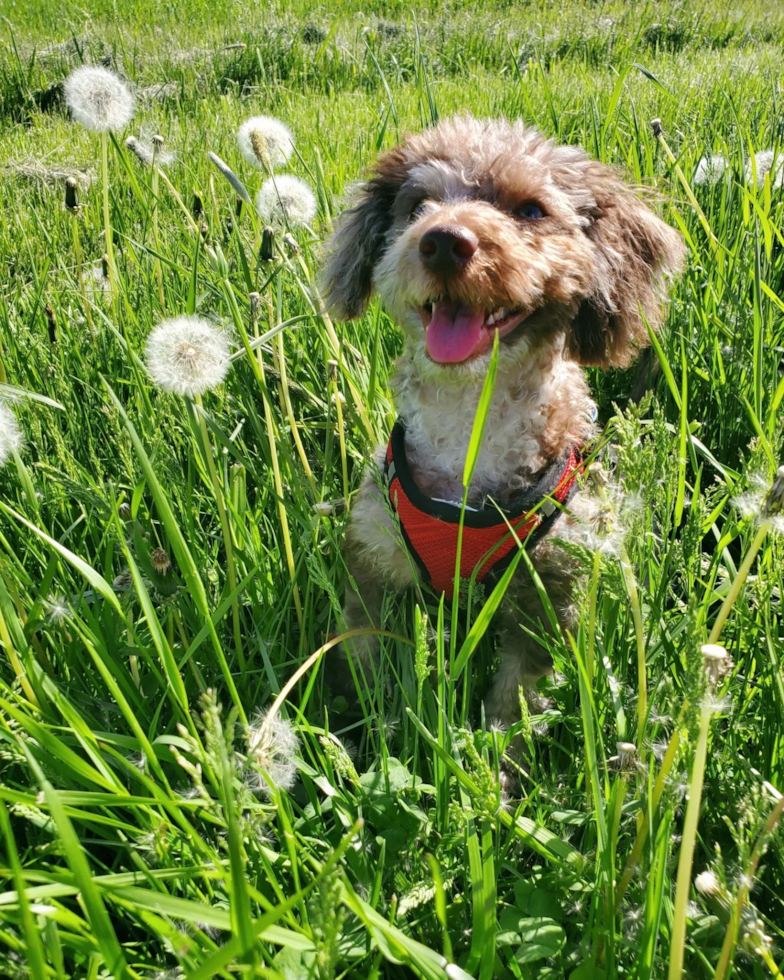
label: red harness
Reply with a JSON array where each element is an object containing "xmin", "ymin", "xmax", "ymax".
[{"xmin": 384, "ymin": 420, "xmax": 582, "ymax": 598}]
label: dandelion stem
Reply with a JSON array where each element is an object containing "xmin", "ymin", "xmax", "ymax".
[
  {"xmin": 252, "ymin": 293, "xmax": 304, "ymax": 632},
  {"xmin": 193, "ymin": 397, "xmax": 245, "ymax": 670},
  {"xmin": 668, "ymin": 696, "xmax": 714, "ymax": 980},
  {"xmin": 100, "ymin": 132, "xmax": 117, "ymax": 301},
  {"xmin": 256, "ymin": 349, "xmax": 304, "ymax": 634},
  {"xmin": 708, "ymin": 521, "xmax": 769, "ymax": 644},
  {"xmin": 151, "ymin": 152, "xmax": 165, "ymax": 309}
]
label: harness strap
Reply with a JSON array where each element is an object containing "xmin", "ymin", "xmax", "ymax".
[{"xmin": 384, "ymin": 419, "xmax": 582, "ymax": 596}]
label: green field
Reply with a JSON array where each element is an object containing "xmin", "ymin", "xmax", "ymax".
[{"xmin": 1, "ymin": 1, "xmax": 784, "ymax": 977}]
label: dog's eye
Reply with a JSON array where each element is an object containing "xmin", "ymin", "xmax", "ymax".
[
  {"xmin": 409, "ymin": 200, "xmax": 429, "ymax": 222},
  {"xmin": 516, "ymin": 202, "xmax": 545, "ymax": 220}
]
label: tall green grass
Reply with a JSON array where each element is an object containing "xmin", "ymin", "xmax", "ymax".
[{"xmin": 0, "ymin": 1, "xmax": 783, "ymax": 977}]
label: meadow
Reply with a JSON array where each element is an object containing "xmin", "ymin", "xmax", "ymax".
[{"xmin": 1, "ymin": 0, "xmax": 784, "ymax": 976}]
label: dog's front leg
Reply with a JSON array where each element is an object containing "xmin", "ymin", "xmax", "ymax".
[
  {"xmin": 484, "ymin": 603, "xmax": 555, "ymax": 727},
  {"xmin": 485, "ymin": 555, "xmax": 580, "ymax": 791},
  {"xmin": 336, "ymin": 463, "xmax": 416, "ymax": 689}
]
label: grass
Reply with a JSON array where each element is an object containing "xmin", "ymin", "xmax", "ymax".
[{"xmin": 1, "ymin": 0, "xmax": 784, "ymax": 976}]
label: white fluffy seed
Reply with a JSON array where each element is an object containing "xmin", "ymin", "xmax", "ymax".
[
  {"xmin": 255, "ymin": 174, "xmax": 317, "ymax": 228},
  {"xmin": 145, "ymin": 316, "xmax": 231, "ymax": 397},
  {"xmin": 0, "ymin": 400, "xmax": 23, "ymax": 467},
  {"xmin": 237, "ymin": 115, "xmax": 294, "ymax": 170},
  {"xmin": 64, "ymin": 66, "xmax": 135, "ymax": 133}
]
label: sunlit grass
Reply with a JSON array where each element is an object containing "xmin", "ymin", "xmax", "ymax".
[{"xmin": 0, "ymin": 1, "xmax": 783, "ymax": 977}]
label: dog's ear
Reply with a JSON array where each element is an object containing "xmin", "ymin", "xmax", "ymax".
[
  {"xmin": 321, "ymin": 147, "xmax": 409, "ymax": 320},
  {"xmin": 568, "ymin": 174, "xmax": 686, "ymax": 368}
]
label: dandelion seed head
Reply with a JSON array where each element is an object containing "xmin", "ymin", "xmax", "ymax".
[
  {"xmin": 0, "ymin": 401, "xmax": 23, "ymax": 468},
  {"xmin": 64, "ymin": 66, "xmax": 135, "ymax": 133},
  {"xmin": 145, "ymin": 316, "xmax": 231, "ymax": 397},
  {"xmin": 651, "ymin": 738, "xmax": 670, "ymax": 761},
  {"xmin": 85, "ymin": 258, "xmax": 110, "ymax": 297},
  {"xmin": 237, "ymin": 115, "xmax": 294, "ymax": 170},
  {"xmin": 745, "ymin": 149, "xmax": 784, "ymax": 189},
  {"xmin": 693, "ymin": 154, "xmax": 729, "ymax": 187},
  {"xmin": 246, "ymin": 709, "xmax": 299, "ymax": 798},
  {"xmin": 126, "ymin": 135, "xmax": 175, "ymax": 167},
  {"xmin": 704, "ymin": 692, "xmax": 733, "ymax": 716},
  {"xmin": 46, "ymin": 595, "xmax": 71, "ymax": 624},
  {"xmin": 255, "ymin": 174, "xmax": 317, "ymax": 228},
  {"xmin": 694, "ymin": 869, "xmax": 721, "ymax": 897},
  {"xmin": 734, "ymin": 471, "xmax": 784, "ymax": 535}
]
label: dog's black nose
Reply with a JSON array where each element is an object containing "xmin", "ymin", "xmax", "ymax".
[{"xmin": 419, "ymin": 225, "xmax": 478, "ymax": 275}]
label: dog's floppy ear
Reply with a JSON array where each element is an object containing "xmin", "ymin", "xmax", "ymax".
[
  {"xmin": 568, "ymin": 173, "xmax": 686, "ymax": 368},
  {"xmin": 321, "ymin": 147, "xmax": 409, "ymax": 320}
]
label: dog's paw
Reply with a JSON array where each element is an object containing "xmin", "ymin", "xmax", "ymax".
[{"xmin": 326, "ymin": 631, "xmax": 381, "ymax": 699}]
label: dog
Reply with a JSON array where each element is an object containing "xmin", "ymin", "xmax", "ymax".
[{"xmin": 321, "ymin": 115, "xmax": 684, "ymax": 746}]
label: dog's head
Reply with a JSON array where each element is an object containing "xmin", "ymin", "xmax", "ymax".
[{"xmin": 322, "ymin": 115, "xmax": 685, "ymax": 379}]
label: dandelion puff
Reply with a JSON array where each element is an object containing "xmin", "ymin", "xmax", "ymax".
[
  {"xmin": 64, "ymin": 65, "xmax": 135, "ymax": 133},
  {"xmin": 255, "ymin": 174, "xmax": 317, "ymax": 229},
  {"xmin": 85, "ymin": 258, "xmax": 110, "ymax": 297},
  {"xmin": 745, "ymin": 149, "xmax": 784, "ymax": 189},
  {"xmin": 0, "ymin": 401, "xmax": 23, "ymax": 467},
  {"xmin": 126, "ymin": 135, "xmax": 175, "ymax": 167},
  {"xmin": 704, "ymin": 692, "xmax": 733, "ymax": 716},
  {"xmin": 145, "ymin": 316, "xmax": 231, "ymax": 397},
  {"xmin": 246, "ymin": 709, "xmax": 299, "ymax": 798},
  {"xmin": 733, "ymin": 469, "xmax": 784, "ymax": 536},
  {"xmin": 693, "ymin": 154, "xmax": 729, "ymax": 187},
  {"xmin": 694, "ymin": 869, "xmax": 721, "ymax": 897},
  {"xmin": 45, "ymin": 595, "xmax": 71, "ymax": 624},
  {"xmin": 237, "ymin": 115, "xmax": 294, "ymax": 170}
]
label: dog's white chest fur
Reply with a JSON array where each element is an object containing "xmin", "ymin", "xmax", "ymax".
[{"xmin": 391, "ymin": 338, "xmax": 593, "ymax": 505}]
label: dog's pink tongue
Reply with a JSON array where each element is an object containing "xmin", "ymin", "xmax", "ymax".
[{"xmin": 425, "ymin": 300, "xmax": 486, "ymax": 363}]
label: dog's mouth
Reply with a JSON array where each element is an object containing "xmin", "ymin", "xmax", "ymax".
[{"xmin": 417, "ymin": 298, "xmax": 529, "ymax": 364}]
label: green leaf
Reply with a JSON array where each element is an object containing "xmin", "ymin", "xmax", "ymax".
[
  {"xmin": 462, "ymin": 329, "xmax": 499, "ymax": 489},
  {"xmin": 513, "ymin": 917, "xmax": 566, "ymax": 964}
]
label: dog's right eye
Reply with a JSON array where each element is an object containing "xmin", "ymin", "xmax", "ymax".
[
  {"xmin": 409, "ymin": 201, "xmax": 429, "ymax": 222},
  {"xmin": 515, "ymin": 202, "xmax": 546, "ymax": 220}
]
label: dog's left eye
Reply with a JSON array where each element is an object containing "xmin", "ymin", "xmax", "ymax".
[{"xmin": 516, "ymin": 202, "xmax": 545, "ymax": 219}]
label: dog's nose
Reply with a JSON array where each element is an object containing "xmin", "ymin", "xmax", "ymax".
[{"xmin": 419, "ymin": 225, "xmax": 478, "ymax": 275}]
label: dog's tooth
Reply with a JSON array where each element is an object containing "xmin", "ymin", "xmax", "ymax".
[
  {"xmin": 497, "ymin": 307, "xmax": 507, "ymax": 321},
  {"xmin": 487, "ymin": 311, "xmax": 496, "ymax": 326}
]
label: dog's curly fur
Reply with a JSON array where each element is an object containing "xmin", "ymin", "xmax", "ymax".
[{"xmin": 322, "ymin": 115, "xmax": 685, "ymax": 739}]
